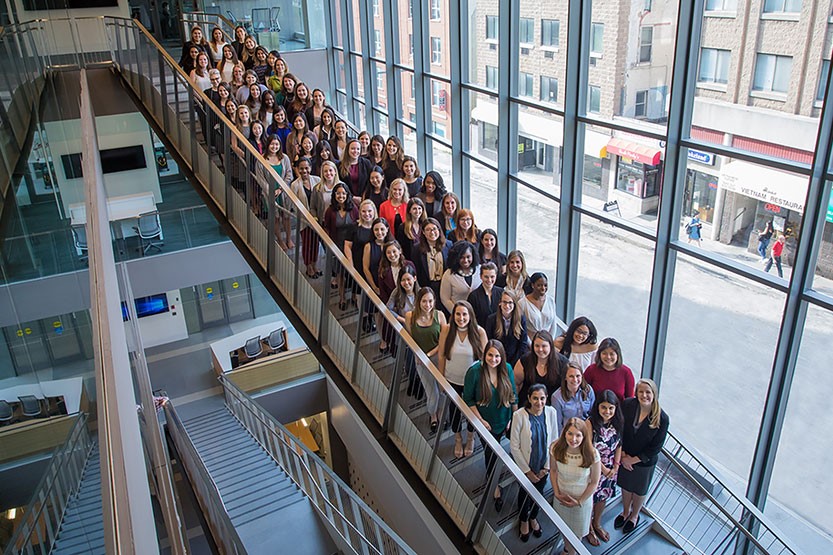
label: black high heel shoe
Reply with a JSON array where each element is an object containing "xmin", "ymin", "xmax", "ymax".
[{"xmin": 519, "ymin": 521, "xmax": 530, "ymax": 543}]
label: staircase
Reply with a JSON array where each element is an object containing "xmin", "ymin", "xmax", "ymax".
[
  {"xmin": 51, "ymin": 443, "xmax": 104, "ymax": 555},
  {"xmin": 178, "ymin": 407, "xmax": 338, "ymax": 554}
]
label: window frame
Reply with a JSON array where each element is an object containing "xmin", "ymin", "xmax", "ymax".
[
  {"xmin": 638, "ymin": 26, "xmax": 653, "ymax": 64},
  {"xmin": 635, "ymin": 90, "xmax": 648, "ymax": 118},
  {"xmin": 486, "ymin": 65, "xmax": 498, "ymax": 90},
  {"xmin": 588, "ymin": 85, "xmax": 601, "ymax": 113},
  {"xmin": 697, "ymin": 47, "xmax": 731, "ymax": 85},
  {"xmin": 519, "ymin": 17, "xmax": 535, "ymax": 45},
  {"xmin": 590, "ymin": 22, "xmax": 604, "ymax": 57},
  {"xmin": 431, "ymin": 80, "xmax": 442, "ymax": 107},
  {"xmin": 430, "ymin": 0, "xmax": 441, "ymax": 21},
  {"xmin": 817, "ymin": 60, "xmax": 830, "ymax": 103},
  {"xmin": 762, "ymin": 0, "xmax": 802, "ymax": 13},
  {"xmin": 540, "ymin": 76, "xmax": 558, "ymax": 103},
  {"xmin": 519, "ymin": 72, "xmax": 534, "ymax": 97},
  {"xmin": 430, "ymin": 36, "xmax": 442, "ymax": 65},
  {"xmin": 486, "ymin": 15, "xmax": 498, "ymax": 42},
  {"xmin": 752, "ymin": 53, "xmax": 793, "ymax": 94},
  {"xmin": 541, "ymin": 19, "xmax": 560, "ymax": 49}
]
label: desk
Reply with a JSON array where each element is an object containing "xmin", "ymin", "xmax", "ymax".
[
  {"xmin": 0, "ymin": 377, "xmax": 86, "ymax": 414},
  {"xmin": 231, "ymin": 330, "xmax": 289, "ymax": 366},
  {"xmin": 69, "ymin": 192, "xmax": 160, "ymax": 253},
  {"xmin": 210, "ymin": 320, "xmax": 289, "ymax": 374}
]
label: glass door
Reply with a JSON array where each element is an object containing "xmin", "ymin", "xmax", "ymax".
[
  {"xmin": 222, "ymin": 276, "xmax": 255, "ymax": 323},
  {"xmin": 195, "ymin": 281, "xmax": 228, "ymax": 328}
]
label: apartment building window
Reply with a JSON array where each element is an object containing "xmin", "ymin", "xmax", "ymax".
[
  {"xmin": 762, "ymin": 0, "xmax": 802, "ymax": 13},
  {"xmin": 374, "ymin": 30, "xmax": 382, "ymax": 55},
  {"xmin": 377, "ymin": 71, "xmax": 385, "ymax": 95},
  {"xmin": 590, "ymin": 23, "xmax": 604, "ymax": 56},
  {"xmin": 588, "ymin": 85, "xmax": 601, "ymax": 113},
  {"xmin": 635, "ymin": 90, "xmax": 648, "ymax": 117},
  {"xmin": 372, "ymin": 0, "xmax": 379, "ymax": 17},
  {"xmin": 816, "ymin": 60, "xmax": 829, "ymax": 101},
  {"xmin": 410, "ymin": 74, "xmax": 415, "ymax": 98},
  {"xmin": 409, "ymin": 34, "xmax": 414, "ymax": 58},
  {"xmin": 520, "ymin": 18, "xmax": 534, "ymax": 44},
  {"xmin": 486, "ymin": 66, "xmax": 498, "ymax": 89},
  {"xmin": 486, "ymin": 15, "xmax": 498, "ymax": 41},
  {"xmin": 540, "ymin": 76, "xmax": 558, "ymax": 103},
  {"xmin": 541, "ymin": 19, "xmax": 560, "ymax": 48},
  {"xmin": 431, "ymin": 81, "xmax": 442, "ymax": 107},
  {"xmin": 519, "ymin": 72, "xmax": 533, "ymax": 97},
  {"xmin": 705, "ymin": 0, "xmax": 737, "ymax": 9},
  {"xmin": 408, "ymin": 0, "xmax": 413, "ymax": 18},
  {"xmin": 753, "ymin": 53, "xmax": 792, "ymax": 93},
  {"xmin": 433, "ymin": 122, "xmax": 447, "ymax": 138},
  {"xmin": 430, "ymin": 37, "xmax": 442, "ymax": 64},
  {"xmin": 639, "ymin": 26, "xmax": 653, "ymax": 63},
  {"xmin": 430, "ymin": 0, "xmax": 441, "ymax": 20},
  {"xmin": 698, "ymin": 48, "xmax": 730, "ymax": 84}
]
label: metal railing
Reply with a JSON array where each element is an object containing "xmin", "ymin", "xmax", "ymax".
[
  {"xmin": 4, "ymin": 413, "xmax": 91, "ymax": 555},
  {"xmin": 646, "ymin": 432, "xmax": 803, "ymax": 555},
  {"xmin": 163, "ymin": 400, "xmax": 247, "ymax": 554},
  {"xmin": 180, "ymin": 12, "xmax": 237, "ymax": 43},
  {"xmin": 219, "ymin": 375, "xmax": 415, "ymax": 555},
  {"xmin": 102, "ymin": 16, "xmax": 589, "ymax": 554}
]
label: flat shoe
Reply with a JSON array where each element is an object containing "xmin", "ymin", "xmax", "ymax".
[
  {"xmin": 494, "ymin": 496, "xmax": 503, "ymax": 512},
  {"xmin": 586, "ymin": 530, "xmax": 600, "ymax": 547},
  {"xmin": 623, "ymin": 516, "xmax": 640, "ymax": 534},
  {"xmin": 613, "ymin": 514, "xmax": 627, "ymax": 529},
  {"xmin": 430, "ymin": 420, "xmax": 438, "ymax": 433}
]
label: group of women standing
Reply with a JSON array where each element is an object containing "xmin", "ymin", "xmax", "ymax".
[{"xmin": 180, "ymin": 26, "xmax": 670, "ymax": 554}]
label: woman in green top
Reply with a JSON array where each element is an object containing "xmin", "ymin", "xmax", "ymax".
[
  {"xmin": 464, "ymin": 339, "xmax": 517, "ymax": 512},
  {"xmin": 406, "ymin": 287, "xmax": 447, "ymax": 433}
]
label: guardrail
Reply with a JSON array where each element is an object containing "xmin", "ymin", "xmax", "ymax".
[
  {"xmin": 3, "ymin": 413, "xmax": 90, "ymax": 555},
  {"xmin": 647, "ymin": 432, "xmax": 803, "ymax": 555},
  {"xmin": 163, "ymin": 400, "xmax": 247, "ymax": 554},
  {"xmin": 219, "ymin": 375, "xmax": 415, "ymax": 555}
]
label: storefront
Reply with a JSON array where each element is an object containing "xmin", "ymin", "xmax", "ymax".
[
  {"xmin": 604, "ymin": 137, "xmax": 663, "ymax": 216},
  {"xmin": 683, "ymin": 149, "xmax": 720, "ymax": 224}
]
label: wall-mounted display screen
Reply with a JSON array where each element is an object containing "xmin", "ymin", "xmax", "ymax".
[
  {"xmin": 121, "ymin": 293, "xmax": 170, "ymax": 321},
  {"xmin": 61, "ymin": 145, "xmax": 147, "ymax": 179}
]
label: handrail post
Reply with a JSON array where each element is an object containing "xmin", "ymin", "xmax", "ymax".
[
  {"xmin": 350, "ymin": 289, "xmax": 367, "ymax": 383},
  {"xmin": 266, "ymin": 172, "xmax": 276, "ymax": 273},
  {"xmin": 382, "ymin": 339, "xmax": 406, "ymax": 434},
  {"xmin": 425, "ymin": 394, "xmax": 450, "ymax": 481},
  {"xmin": 292, "ymin": 209, "xmax": 302, "ymax": 302},
  {"xmin": 318, "ymin": 248, "xmax": 335, "ymax": 343},
  {"xmin": 466, "ymin": 454, "xmax": 502, "ymax": 544}
]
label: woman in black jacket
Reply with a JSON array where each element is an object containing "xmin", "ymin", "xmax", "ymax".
[
  {"xmin": 486, "ymin": 290, "xmax": 530, "ymax": 367},
  {"xmin": 615, "ymin": 378, "xmax": 669, "ymax": 535},
  {"xmin": 339, "ymin": 138, "xmax": 373, "ymax": 204}
]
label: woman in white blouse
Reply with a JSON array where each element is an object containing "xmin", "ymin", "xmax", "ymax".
[{"xmin": 518, "ymin": 272, "xmax": 559, "ymax": 338}]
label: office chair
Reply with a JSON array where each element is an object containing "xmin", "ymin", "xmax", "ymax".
[
  {"xmin": 267, "ymin": 328, "xmax": 286, "ymax": 351},
  {"xmin": 19, "ymin": 395, "xmax": 43, "ymax": 418},
  {"xmin": 0, "ymin": 400, "xmax": 13, "ymax": 424},
  {"xmin": 244, "ymin": 336, "xmax": 263, "ymax": 359},
  {"xmin": 71, "ymin": 224, "xmax": 89, "ymax": 262},
  {"xmin": 134, "ymin": 211, "xmax": 164, "ymax": 255}
]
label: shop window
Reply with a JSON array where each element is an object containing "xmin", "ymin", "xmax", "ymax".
[
  {"xmin": 753, "ymin": 53, "xmax": 792, "ymax": 93},
  {"xmin": 583, "ymin": 155, "xmax": 603, "ymax": 188},
  {"xmin": 616, "ymin": 158, "xmax": 660, "ymax": 198},
  {"xmin": 684, "ymin": 169, "xmax": 718, "ymax": 223},
  {"xmin": 481, "ymin": 122, "xmax": 499, "ymax": 152}
]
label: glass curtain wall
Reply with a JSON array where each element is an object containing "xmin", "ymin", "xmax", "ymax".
[{"xmin": 327, "ymin": 0, "xmax": 833, "ymax": 549}]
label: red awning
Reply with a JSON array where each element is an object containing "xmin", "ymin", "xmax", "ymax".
[{"xmin": 605, "ymin": 138, "xmax": 662, "ymax": 166}]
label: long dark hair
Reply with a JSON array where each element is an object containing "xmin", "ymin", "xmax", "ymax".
[
  {"xmin": 329, "ymin": 182, "xmax": 352, "ymax": 211},
  {"xmin": 524, "ymin": 330, "xmax": 567, "ymax": 387},
  {"xmin": 589, "ymin": 389, "xmax": 624, "ymax": 436},
  {"xmin": 477, "ymin": 340, "xmax": 515, "ymax": 408},
  {"xmin": 421, "ymin": 171, "xmax": 447, "ymax": 197},
  {"xmin": 558, "ymin": 316, "xmax": 598, "ymax": 357},
  {"xmin": 443, "ymin": 300, "xmax": 484, "ymax": 361}
]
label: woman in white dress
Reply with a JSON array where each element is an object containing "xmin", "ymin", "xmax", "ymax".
[
  {"xmin": 550, "ymin": 417, "xmax": 601, "ymax": 554},
  {"xmin": 519, "ymin": 272, "xmax": 558, "ymax": 337}
]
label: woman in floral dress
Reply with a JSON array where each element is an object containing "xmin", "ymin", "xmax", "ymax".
[{"xmin": 587, "ymin": 389, "xmax": 623, "ymax": 546}]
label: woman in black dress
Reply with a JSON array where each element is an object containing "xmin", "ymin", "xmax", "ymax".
[{"xmin": 615, "ymin": 378, "xmax": 669, "ymax": 535}]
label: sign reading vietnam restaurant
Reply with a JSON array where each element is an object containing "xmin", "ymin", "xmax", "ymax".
[{"xmin": 719, "ymin": 161, "xmax": 807, "ymax": 213}]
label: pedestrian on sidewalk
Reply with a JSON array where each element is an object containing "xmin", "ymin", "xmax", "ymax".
[
  {"xmin": 764, "ymin": 234, "xmax": 786, "ymax": 278},
  {"xmin": 756, "ymin": 221, "xmax": 774, "ymax": 261},
  {"xmin": 685, "ymin": 212, "xmax": 703, "ymax": 245}
]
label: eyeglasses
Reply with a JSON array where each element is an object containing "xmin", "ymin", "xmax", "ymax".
[
  {"xmin": 574, "ymin": 329, "xmax": 590, "ymax": 337},
  {"xmin": 500, "ymin": 300, "xmax": 514, "ymax": 306}
]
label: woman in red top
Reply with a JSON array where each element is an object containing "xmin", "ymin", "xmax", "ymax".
[
  {"xmin": 583, "ymin": 338, "xmax": 635, "ymax": 403},
  {"xmin": 379, "ymin": 178, "xmax": 410, "ymax": 230}
]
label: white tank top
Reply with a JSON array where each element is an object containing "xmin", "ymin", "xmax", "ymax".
[{"xmin": 445, "ymin": 332, "xmax": 477, "ymax": 386}]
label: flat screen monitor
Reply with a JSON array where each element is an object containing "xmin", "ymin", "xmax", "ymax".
[
  {"xmin": 121, "ymin": 293, "xmax": 169, "ymax": 321},
  {"xmin": 61, "ymin": 145, "xmax": 147, "ymax": 179}
]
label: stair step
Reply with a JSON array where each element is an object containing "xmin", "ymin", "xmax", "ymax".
[{"xmin": 230, "ymin": 491, "xmax": 307, "ymax": 525}]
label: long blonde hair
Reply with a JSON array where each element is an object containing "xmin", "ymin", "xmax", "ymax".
[
  {"xmin": 494, "ymin": 290, "xmax": 524, "ymax": 340},
  {"xmin": 636, "ymin": 378, "xmax": 663, "ymax": 429}
]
